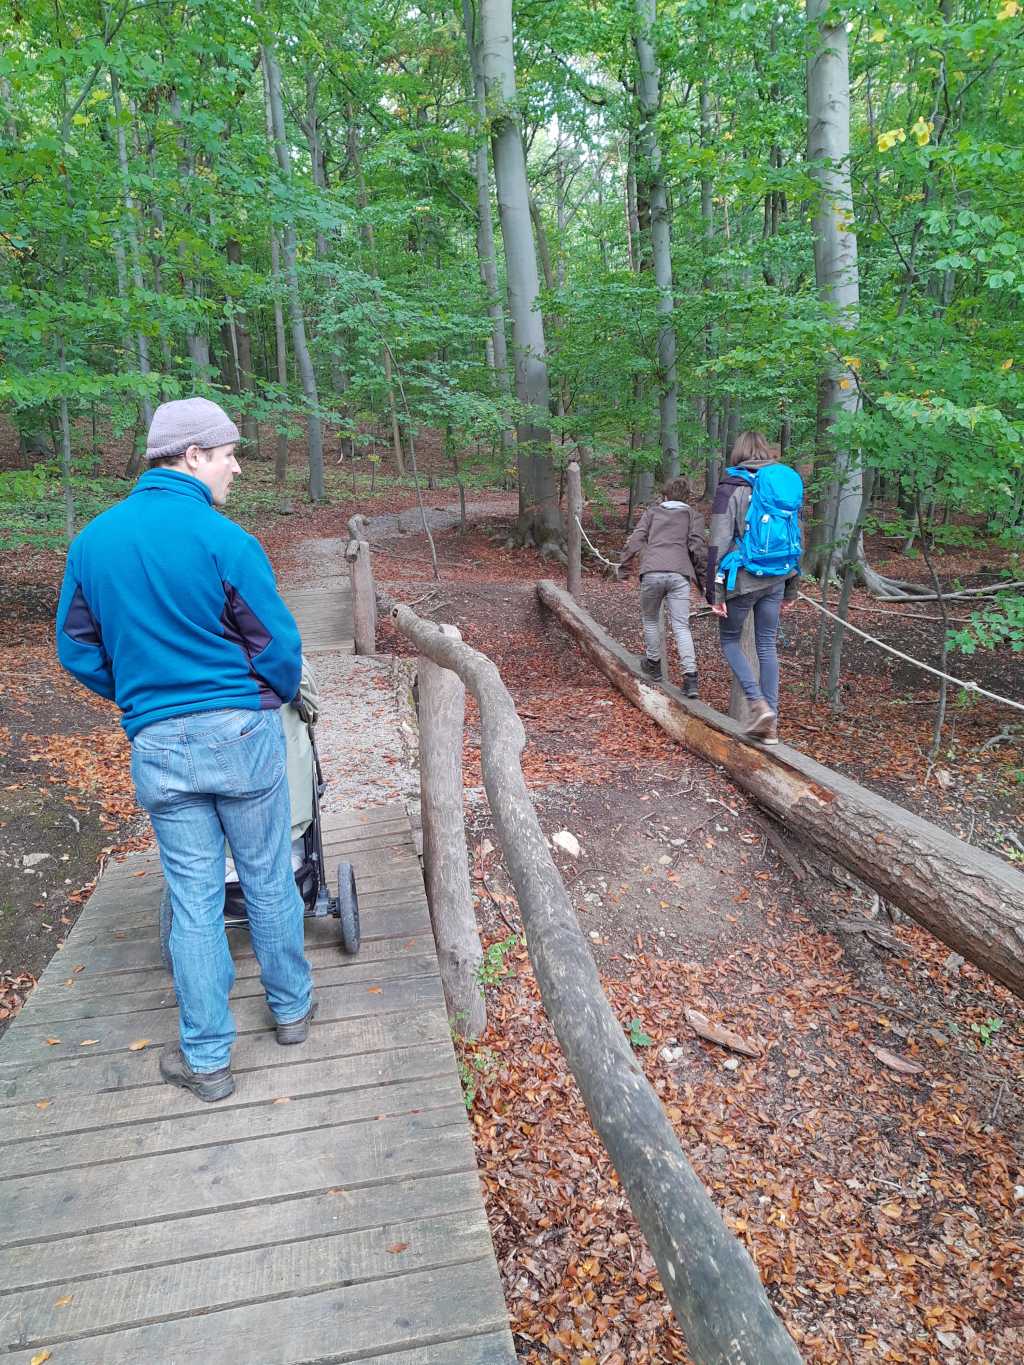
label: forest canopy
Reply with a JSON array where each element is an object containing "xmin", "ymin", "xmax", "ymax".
[{"xmin": 1, "ymin": 0, "xmax": 1022, "ymax": 559}]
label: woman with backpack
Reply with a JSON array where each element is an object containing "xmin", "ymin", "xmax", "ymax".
[
  {"xmin": 706, "ymin": 432, "xmax": 803, "ymax": 744},
  {"xmin": 618, "ymin": 477, "xmax": 708, "ymax": 697}
]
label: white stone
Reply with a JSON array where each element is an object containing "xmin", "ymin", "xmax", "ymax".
[
  {"xmin": 552, "ymin": 830, "xmax": 581, "ymax": 858},
  {"xmin": 23, "ymin": 853, "xmax": 50, "ymax": 868}
]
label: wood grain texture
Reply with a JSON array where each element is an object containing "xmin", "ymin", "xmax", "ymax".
[{"xmin": 0, "ymin": 801, "xmax": 512, "ymax": 1361}]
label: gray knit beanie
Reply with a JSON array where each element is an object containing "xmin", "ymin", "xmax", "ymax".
[{"xmin": 145, "ymin": 397, "xmax": 241, "ymax": 461}]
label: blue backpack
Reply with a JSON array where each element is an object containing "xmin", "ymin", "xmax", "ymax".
[{"xmin": 718, "ymin": 464, "xmax": 803, "ymax": 591}]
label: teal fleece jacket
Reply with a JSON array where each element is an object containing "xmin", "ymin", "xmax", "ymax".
[{"xmin": 56, "ymin": 468, "xmax": 302, "ymax": 739}]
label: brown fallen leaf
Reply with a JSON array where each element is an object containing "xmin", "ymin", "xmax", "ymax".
[
  {"xmin": 367, "ymin": 986, "xmax": 383, "ymax": 994},
  {"xmin": 684, "ymin": 1009, "xmax": 761, "ymax": 1058},
  {"xmin": 73, "ymin": 965, "xmax": 85, "ymax": 973},
  {"xmin": 30, "ymin": 1351, "xmax": 51, "ymax": 1365},
  {"xmin": 63, "ymin": 979, "xmax": 75, "ymax": 987},
  {"xmin": 132, "ymin": 869, "xmax": 147, "ymax": 877},
  {"xmin": 45, "ymin": 1038, "xmax": 61, "ymax": 1046},
  {"xmin": 386, "ymin": 1242, "xmax": 410, "ymax": 1254},
  {"xmin": 79, "ymin": 1039, "xmax": 99, "ymax": 1047},
  {"xmin": 36, "ymin": 1100, "xmax": 51, "ymax": 1111},
  {"xmin": 127, "ymin": 1039, "xmax": 150, "ymax": 1052},
  {"xmin": 54, "ymin": 1294, "xmax": 73, "ymax": 1308},
  {"xmin": 868, "ymin": 1044, "xmax": 924, "ymax": 1076},
  {"xmin": 272, "ymin": 1097, "xmax": 291, "ymax": 1104}
]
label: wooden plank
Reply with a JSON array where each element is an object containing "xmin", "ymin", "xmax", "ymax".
[
  {"xmin": 0, "ymin": 1007, "xmax": 449, "ymax": 1106},
  {"xmin": 0, "ymin": 973, "xmax": 446, "ymax": 1066},
  {"xmin": 25, "ymin": 955, "xmax": 440, "ymax": 1025},
  {"xmin": 2, "ymin": 1040, "xmax": 454, "ymax": 1146},
  {"xmin": 1, "ymin": 1168, "xmax": 485, "ymax": 1292},
  {"xmin": 34, "ymin": 904, "xmax": 430, "ymax": 977},
  {"xmin": 4, "ymin": 1209, "xmax": 496, "ymax": 1347},
  {"xmin": 3, "ymin": 1107, "xmax": 472, "ymax": 1238},
  {"xmin": 64, "ymin": 878, "xmax": 427, "ymax": 941},
  {"xmin": 4, "ymin": 1072, "xmax": 463, "ymax": 1181},
  {"xmin": 3, "ymin": 1260, "xmax": 511, "ymax": 1365},
  {"xmin": 321, "ymin": 803, "xmax": 409, "ymax": 830},
  {"xmin": 27, "ymin": 935, "xmax": 437, "ymax": 1008},
  {"xmin": 347, "ymin": 1334, "xmax": 517, "ymax": 1365}
]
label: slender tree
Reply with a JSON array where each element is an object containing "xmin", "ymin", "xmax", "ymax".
[{"xmin": 479, "ymin": 0, "xmax": 561, "ymax": 550}]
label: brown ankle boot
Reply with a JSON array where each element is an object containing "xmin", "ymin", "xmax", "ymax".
[{"xmin": 744, "ymin": 699, "xmax": 776, "ymax": 740}]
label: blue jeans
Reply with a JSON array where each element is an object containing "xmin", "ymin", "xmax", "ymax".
[
  {"xmin": 719, "ymin": 582, "xmax": 786, "ymax": 714},
  {"xmin": 131, "ymin": 708, "xmax": 312, "ymax": 1072}
]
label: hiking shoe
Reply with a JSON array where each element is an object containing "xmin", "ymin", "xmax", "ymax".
[
  {"xmin": 276, "ymin": 993, "xmax": 319, "ymax": 1046},
  {"xmin": 159, "ymin": 1045, "xmax": 235, "ymax": 1103},
  {"xmin": 682, "ymin": 673, "xmax": 699, "ymax": 699},
  {"xmin": 639, "ymin": 656, "xmax": 663, "ymax": 681},
  {"xmin": 744, "ymin": 699, "xmax": 776, "ymax": 741},
  {"xmin": 761, "ymin": 716, "xmax": 780, "ymax": 746}
]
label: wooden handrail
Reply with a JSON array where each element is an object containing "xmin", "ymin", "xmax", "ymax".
[{"xmin": 391, "ymin": 602, "xmax": 801, "ymax": 1365}]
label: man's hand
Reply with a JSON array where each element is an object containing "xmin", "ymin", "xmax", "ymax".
[
  {"xmin": 780, "ymin": 598, "xmax": 796, "ymax": 612},
  {"xmin": 711, "ymin": 602, "xmax": 728, "ymax": 618}
]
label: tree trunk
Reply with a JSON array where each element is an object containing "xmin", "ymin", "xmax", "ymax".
[
  {"xmin": 634, "ymin": 0, "xmax": 679, "ymax": 478},
  {"xmin": 537, "ymin": 580, "xmax": 1024, "ymax": 999},
  {"xmin": 625, "ymin": 131, "xmax": 640, "ymax": 273},
  {"xmin": 416, "ymin": 623, "xmax": 486, "ymax": 1040},
  {"xmin": 806, "ymin": 0, "xmax": 862, "ymax": 571},
  {"xmin": 109, "ymin": 72, "xmax": 153, "ymax": 475},
  {"xmin": 392, "ymin": 603, "xmax": 802, "ymax": 1363},
  {"xmin": 169, "ymin": 90, "xmax": 210, "ymax": 382},
  {"xmin": 262, "ymin": 43, "xmax": 325, "ymax": 501},
  {"xmin": 269, "ymin": 228, "xmax": 293, "ymax": 513},
  {"xmin": 225, "ymin": 238, "xmax": 259, "ymax": 452},
  {"xmin": 479, "ymin": 0, "xmax": 560, "ymax": 549},
  {"xmin": 347, "ymin": 110, "xmax": 405, "ymax": 475},
  {"xmin": 460, "ymin": 0, "xmax": 512, "ymax": 412}
]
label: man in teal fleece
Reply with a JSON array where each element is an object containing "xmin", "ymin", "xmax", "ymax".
[{"xmin": 56, "ymin": 397, "xmax": 316, "ymax": 1102}]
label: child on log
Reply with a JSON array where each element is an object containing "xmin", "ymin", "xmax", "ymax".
[{"xmin": 618, "ymin": 477, "xmax": 708, "ymax": 697}]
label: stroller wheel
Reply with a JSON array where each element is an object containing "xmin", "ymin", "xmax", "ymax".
[
  {"xmin": 159, "ymin": 887, "xmax": 174, "ymax": 976},
  {"xmin": 337, "ymin": 861, "xmax": 360, "ymax": 956}
]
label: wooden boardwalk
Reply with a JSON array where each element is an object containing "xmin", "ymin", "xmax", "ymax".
[{"xmin": 0, "ymin": 574, "xmax": 515, "ymax": 1363}]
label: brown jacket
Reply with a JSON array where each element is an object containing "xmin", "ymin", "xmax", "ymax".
[{"xmin": 620, "ymin": 501, "xmax": 708, "ymax": 588}]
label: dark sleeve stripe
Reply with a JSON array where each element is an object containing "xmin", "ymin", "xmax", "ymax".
[
  {"xmin": 63, "ymin": 586, "xmax": 104, "ymax": 648},
  {"xmin": 221, "ymin": 581, "xmax": 273, "ymax": 659}
]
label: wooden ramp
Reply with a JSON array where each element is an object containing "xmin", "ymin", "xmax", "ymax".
[
  {"xmin": 284, "ymin": 578, "xmax": 355, "ymax": 655},
  {"xmin": 0, "ymin": 805, "xmax": 515, "ymax": 1363}
]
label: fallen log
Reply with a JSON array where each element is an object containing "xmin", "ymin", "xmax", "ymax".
[
  {"xmin": 537, "ymin": 579, "xmax": 1024, "ymax": 1000},
  {"xmin": 392, "ymin": 603, "xmax": 802, "ymax": 1364}
]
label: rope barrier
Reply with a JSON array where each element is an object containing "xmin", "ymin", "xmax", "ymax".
[
  {"xmin": 797, "ymin": 591, "xmax": 1024, "ymax": 714},
  {"xmin": 575, "ymin": 516, "xmax": 619, "ymax": 569}
]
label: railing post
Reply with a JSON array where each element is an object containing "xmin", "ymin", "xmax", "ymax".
[
  {"xmin": 416, "ymin": 623, "xmax": 485, "ymax": 1039},
  {"xmin": 345, "ymin": 538, "xmax": 377, "ymax": 656},
  {"xmin": 566, "ymin": 459, "xmax": 582, "ymax": 598}
]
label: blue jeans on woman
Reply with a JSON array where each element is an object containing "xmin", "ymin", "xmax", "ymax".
[
  {"xmin": 131, "ymin": 707, "xmax": 312, "ymax": 1073},
  {"xmin": 718, "ymin": 581, "xmax": 786, "ymax": 713}
]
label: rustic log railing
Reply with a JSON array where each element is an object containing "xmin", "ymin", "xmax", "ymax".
[
  {"xmin": 391, "ymin": 602, "xmax": 802, "ymax": 1365},
  {"xmin": 345, "ymin": 537, "xmax": 377, "ymax": 655},
  {"xmin": 536, "ymin": 578, "xmax": 1024, "ymax": 999}
]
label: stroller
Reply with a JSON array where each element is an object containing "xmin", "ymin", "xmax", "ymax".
[{"xmin": 159, "ymin": 659, "xmax": 360, "ymax": 972}]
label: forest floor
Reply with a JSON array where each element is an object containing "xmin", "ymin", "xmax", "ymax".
[{"xmin": 1, "ymin": 442, "xmax": 1022, "ymax": 1364}]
